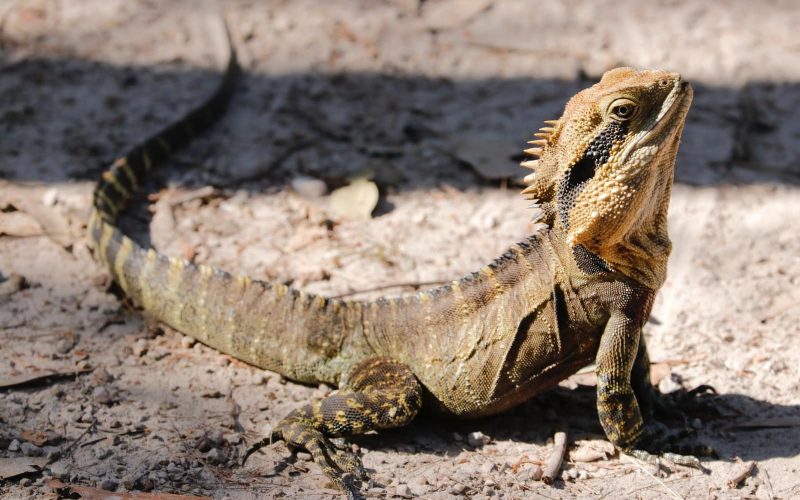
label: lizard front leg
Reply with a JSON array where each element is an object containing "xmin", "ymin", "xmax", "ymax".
[
  {"xmin": 596, "ymin": 311, "xmax": 714, "ymax": 466},
  {"xmin": 248, "ymin": 356, "xmax": 422, "ymax": 498}
]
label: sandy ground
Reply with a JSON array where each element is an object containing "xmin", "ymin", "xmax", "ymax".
[{"xmin": 1, "ymin": 0, "xmax": 799, "ymax": 498}]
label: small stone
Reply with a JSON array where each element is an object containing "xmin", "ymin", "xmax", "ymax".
[
  {"xmin": 517, "ymin": 464, "xmax": 543, "ymax": 482},
  {"xmin": 91, "ymin": 366, "xmax": 114, "ymax": 384},
  {"xmin": 180, "ymin": 336, "xmax": 196, "ymax": 349},
  {"xmin": 291, "ymin": 176, "xmax": 328, "ymax": 199},
  {"xmin": 577, "ymin": 469, "xmax": 590, "ymax": 480},
  {"xmin": 452, "ymin": 432, "xmax": 465, "ymax": 442},
  {"xmin": 206, "ymin": 448, "xmax": 225, "ymax": 465},
  {"xmin": 8, "ymin": 439, "xmax": 20, "ymax": 451},
  {"xmin": 20, "ymin": 442, "xmax": 43, "ymax": 457},
  {"xmin": 449, "ymin": 483, "xmax": 468, "ymax": 495},
  {"xmin": 658, "ymin": 373, "xmax": 683, "ymax": 394},
  {"xmin": 132, "ymin": 339, "xmax": 148, "ymax": 357},
  {"xmin": 394, "ymin": 484, "xmax": 412, "ymax": 498},
  {"xmin": 99, "ymin": 478, "xmax": 118, "ymax": 491},
  {"xmin": 467, "ymin": 431, "xmax": 490, "ymax": 448},
  {"xmin": 92, "ymin": 386, "xmax": 114, "ymax": 404},
  {"xmin": 408, "ymin": 477, "xmax": 428, "ymax": 496},
  {"xmin": 223, "ymin": 432, "xmax": 241, "ymax": 445},
  {"xmin": 196, "ymin": 437, "xmax": 212, "ymax": 452},
  {"xmin": 207, "ymin": 430, "xmax": 225, "ymax": 446},
  {"xmin": 42, "ymin": 188, "xmax": 58, "ymax": 206},
  {"xmin": 483, "ymin": 486, "xmax": 496, "ymax": 497},
  {"xmin": 296, "ymin": 451, "xmax": 312, "ymax": 461},
  {"xmin": 121, "ymin": 476, "xmax": 135, "ymax": 490},
  {"xmin": 49, "ymin": 461, "xmax": 68, "ymax": 479},
  {"xmin": 94, "ymin": 447, "xmax": 112, "ymax": 460},
  {"xmin": 480, "ymin": 462, "xmax": 496, "ymax": 475},
  {"xmin": 54, "ymin": 338, "xmax": 75, "ymax": 354}
]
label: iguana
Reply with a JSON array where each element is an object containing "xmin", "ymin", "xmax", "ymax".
[{"xmin": 88, "ymin": 30, "xmax": 711, "ymax": 497}]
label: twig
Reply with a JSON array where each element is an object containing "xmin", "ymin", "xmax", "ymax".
[
  {"xmin": 622, "ymin": 454, "xmax": 685, "ymax": 500},
  {"xmin": 763, "ymin": 468, "xmax": 775, "ymax": 500},
  {"xmin": 727, "ymin": 460, "xmax": 756, "ymax": 488},
  {"xmin": 542, "ymin": 431, "xmax": 567, "ymax": 484}
]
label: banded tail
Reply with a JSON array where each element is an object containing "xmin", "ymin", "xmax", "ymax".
[{"xmin": 88, "ymin": 24, "xmax": 363, "ymax": 384}]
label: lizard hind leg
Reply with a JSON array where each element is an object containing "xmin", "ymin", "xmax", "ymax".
[{"xmin": 259, "ymin": 357, "xmax": 423, "ymax": 496}]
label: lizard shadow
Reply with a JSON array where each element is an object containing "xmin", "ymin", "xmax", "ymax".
[{"xmin": 350, "ymin": 384, "xmax": 800, "ymax": 470}]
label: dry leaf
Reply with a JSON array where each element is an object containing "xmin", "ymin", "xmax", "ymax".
[
  {"xmin": 0, "ymin": 211, "xmax": 43, "ymax": 237},
  {"xmin": 570, "ymin": 440, "xmax": 616, "ymax": 463},
  {"xmin": 0, "ymin": 367, "xmax": 92, "ymax": 389},
  {"xmin": 0, "ymin": 457, "xmax": 48, "ymax": 480},
  {"xmin": 448, "ymin": 133, "xmax": 523, "ymax": 180},
  {"xmin": 20, "ymin": 430, "xmax": 63, "ymax": 447},
  {"xmin": 329, "ymin": 178, "xmax": 379, "ymax": 220}
]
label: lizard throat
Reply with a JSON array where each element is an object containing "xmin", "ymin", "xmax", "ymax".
[{"xmin": 557, "ymin": 121, "xmax": 628, "ymax": 229}]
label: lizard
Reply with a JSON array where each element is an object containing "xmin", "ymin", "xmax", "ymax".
[{"xmin": 87, "ymin": 27, "xmax": 712, "ymax": 497}]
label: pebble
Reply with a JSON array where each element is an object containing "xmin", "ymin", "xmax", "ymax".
[
  {"xmin": 517, "ymin": 464, "xmax": 543, "ymax": 482},
  {"xmin": 8, "ymin": 439, "xmax": 20, "ymax": 451},
  {"xmin": 49, "ymin": 460, "xmax": 68, "ymax": 479},
  {"xmin": 21, "ymin": 442, "xmax": 43, "ymax": 457},
  {"xmin": 207, "ymin": 430, "xmax": 225, "ymax": 446},
  {"xmin": 99, "ymin": 478, "xmax": 118, "ymax": 491},
  {"xmin": 94, "ymin": 447, "xmax": 113, "ymax": 460},
  {"xmin": 180, "ymin": 336, "xmax": 196, "ymax": 349},
  {"xmin": 296, "ymin": 451, "xmax": 312, "ymax": 461},
  {"xmin": 658, "ymin": 374, "xmax": 683, "ymax": 394},
  {"xmin": 19, "ymin": 477, "xmax": 32, "ymax": 487},
  {"xmin": 132, "ymin": 339, "xmax": 148, "ymax": 357},
  {"xmin": 408, "ymin": 477, "xmax": 428, "ymax": 496},
  {"xmin": 206, "ymin": 448, "xmax": 225, "ymax": 465},
  {"xmin": 92, "ymin": 386, "xmax": 114, "ymax": 404},
  {"xmin": 54, "ymin": 338, "xmax": 75, "ymax": 354},
  {"xmin": 394, "ymin": 484, "xmax": 412, "ymax": 498},
  {"xmin": 42, "ymin": 188, "xmax": 58, "ymax": 206},
  {"xmin": 291, "ymin": 176, "xmax": 328, "ymax": 199},
  {"xmin": 467, "ymin": 431, "xmax": 490, "ymax": 447},
  {"xmin": 449, "ymin": 483, "xmax": 468, "ymax": 495}
]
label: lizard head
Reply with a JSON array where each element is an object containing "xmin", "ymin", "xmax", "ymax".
[{"xmin": 521, "ymin": 67, "xmax": 693, "ymax": 287}]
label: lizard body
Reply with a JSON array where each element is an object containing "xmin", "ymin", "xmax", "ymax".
[{"xmin": 88, "ymin": 29, "xmax": 708, "ymax": 497}]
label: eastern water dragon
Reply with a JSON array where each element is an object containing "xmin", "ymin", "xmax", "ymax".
[{"xmin": 87, "ymin": 26, "xmax": 712, "ymax": 497}]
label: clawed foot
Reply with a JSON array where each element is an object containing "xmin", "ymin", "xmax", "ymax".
[
  {"xmin": 242, "ymin": 431, "xmax": 367, "ymax": 499},
  {"xmin": 626, "ymin": 421, "xmax": 716, "ymax": 469}
]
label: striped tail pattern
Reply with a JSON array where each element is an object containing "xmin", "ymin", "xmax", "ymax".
[{"xmin": 87, "ymin": 30, "xmax": 364, "ymax": 385}]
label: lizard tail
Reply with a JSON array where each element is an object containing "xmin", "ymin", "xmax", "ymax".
[{"xmin": 88, "ymin": 22, "xmax": 359, "ymax": 384}]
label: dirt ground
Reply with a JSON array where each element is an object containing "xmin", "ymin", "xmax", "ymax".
[{"xmin": 1, "ymin": 1, "xmax": 799, "ymax": 499}]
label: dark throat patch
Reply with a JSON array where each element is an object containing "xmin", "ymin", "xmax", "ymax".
[{"xmin": 557, "ymin": 121, "xmax": 628, "ymax": 229}]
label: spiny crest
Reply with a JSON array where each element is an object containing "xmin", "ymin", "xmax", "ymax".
[{"xmin": 520, "ymin": 119, "xmax": 561, "ymax": 204}]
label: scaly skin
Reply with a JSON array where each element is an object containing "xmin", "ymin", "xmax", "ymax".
[{"xmin": 88, "ymin": 30, "xmax": 710, "ymax": 497}]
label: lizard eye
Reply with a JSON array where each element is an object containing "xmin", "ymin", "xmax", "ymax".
[{"xmin": 609, "ymin": 99, "xmax": 638, "ymax": 121}]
